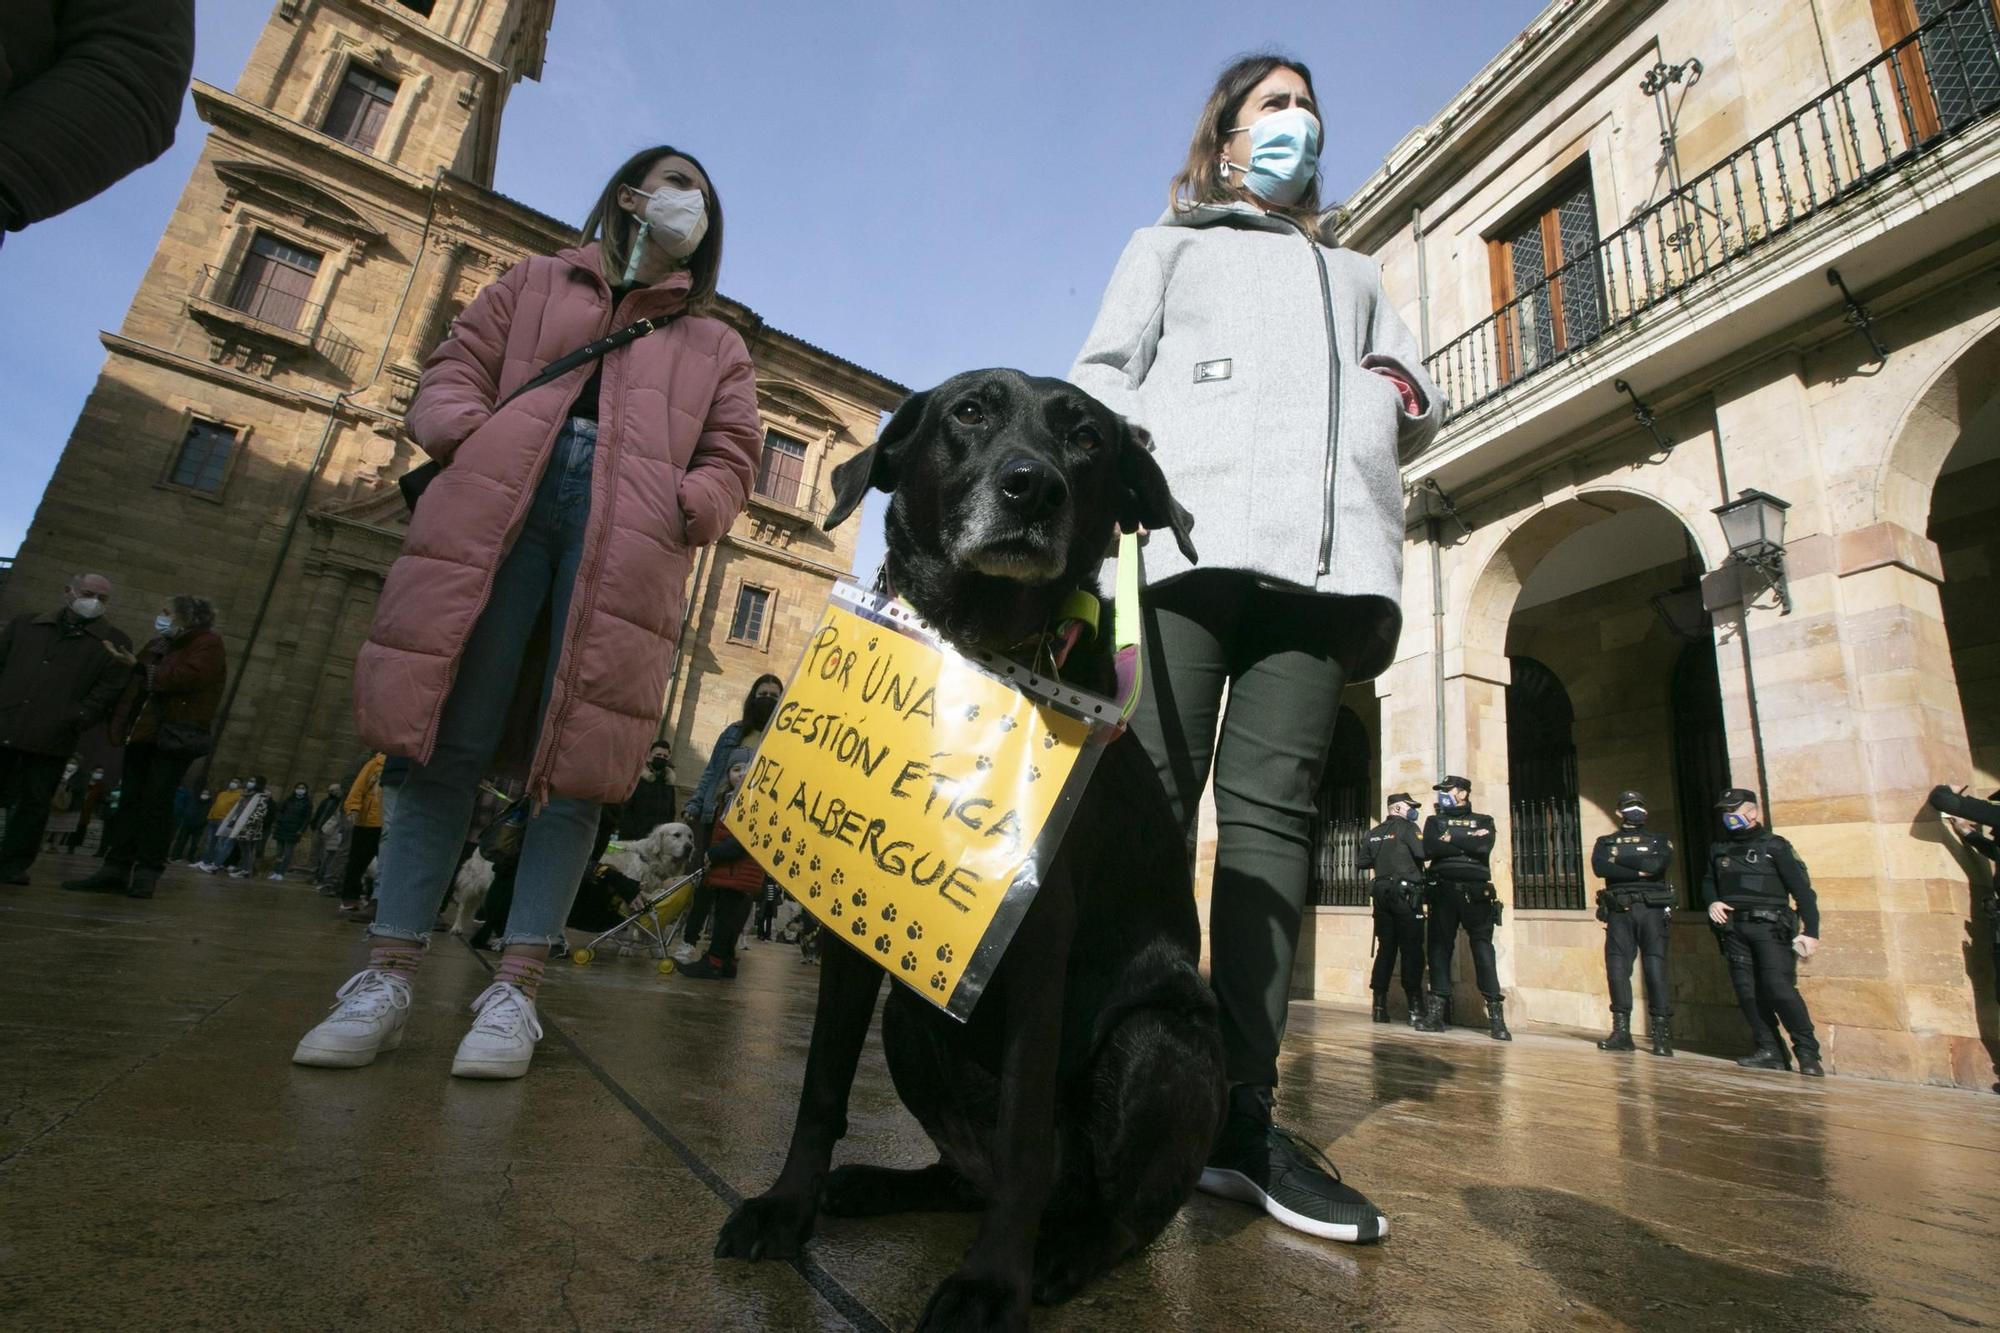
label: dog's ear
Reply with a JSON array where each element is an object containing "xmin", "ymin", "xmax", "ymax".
[
  {"xmin": 1117, "ymin": 420, "xmax": 1197, "ymax": 564},
  {"xmin": 823, "ymin": 389, "xmax": 931, "ymax": 532}
]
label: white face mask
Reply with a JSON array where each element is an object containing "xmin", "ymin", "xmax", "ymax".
[
  {"xmin": 621, "ymin": 184, "xmax": 709, "ymax": 281},
  {"xmin": 154, "ymin": 614, "xmax": 175, "ymax": 635},
  {"xmin": 71, "ymin": 596, "xmax": 104, "ymax": 620}
]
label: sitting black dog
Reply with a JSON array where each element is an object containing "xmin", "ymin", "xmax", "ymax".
[{"xmin": 715, "ymin": 370, "xmax": 1227, "ymax": 1329}]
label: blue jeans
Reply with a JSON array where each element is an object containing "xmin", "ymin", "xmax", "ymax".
[{"xmin": 370, "ymin": 418, "xmax": 603, "ymax": 948}]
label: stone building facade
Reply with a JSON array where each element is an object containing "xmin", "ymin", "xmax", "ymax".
[
  {"xmin": 2, "ymin": 0, "xmax": 903, "ymax": 808},
  {"xmin": 1268, "ymin": 0, "xmax": 2000, "ymax": 1087}
]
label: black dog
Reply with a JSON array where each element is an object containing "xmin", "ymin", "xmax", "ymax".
[{"xmin": 715, "ymin": 370, "xmax": 1227, "ymax": 1330}]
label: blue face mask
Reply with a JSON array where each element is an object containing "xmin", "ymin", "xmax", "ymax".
[
  {"xmin": 1722, "ymin": 812, "xmax": 1751, "ymax": 831},
  {"xmin": 1436, "ymin": 792, "xmax": 1458, "ymax": 810},
  {"xmin": 1226, "ymin": 106, "xmax": 1321, "ymax": 207}
]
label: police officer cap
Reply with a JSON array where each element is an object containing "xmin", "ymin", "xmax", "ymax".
[
  {"xmin": 1433, "ymin": 775, "xmax": 1471, "ymax": 793},
  {"xmin": 1616, "ymin": 790, "xmax": 1647, "ymax": 808},
  {"xmin": 1386, "ymin": 792, "xmax": 1418, "ymax": 808},
  {"xmin": 1714, "ymin": 787, "xmax": 1758, "ymax": 810}
]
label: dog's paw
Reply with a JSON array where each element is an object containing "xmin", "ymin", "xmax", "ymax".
[
  {"xmin": 916, "ymin": 1274, "xmax": 1028, "ymax": 1333},
  {"xmin": 715, "ymin": 1191, "xmax": 817, "ymax": 1262}
]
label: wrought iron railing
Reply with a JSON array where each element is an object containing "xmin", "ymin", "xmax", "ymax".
[
  {"xmin": 1424, "ymin": 0, "xmax": 2000, "ymax": 421},
  {"xmin": 189, "ymin": 265, "xmax": 365, "ymax": 377},
  {"xmin": 750, "ymin": 481, "xmax": 830, "ymax": 518},
  {"xmin": 1310, "ymin": 797, "xmax": 1371, "ymax": 907}
]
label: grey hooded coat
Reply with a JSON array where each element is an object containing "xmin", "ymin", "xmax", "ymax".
[{"xmin": 1069, "ymin": 202, "xmax": 1440, "ymax": 679}]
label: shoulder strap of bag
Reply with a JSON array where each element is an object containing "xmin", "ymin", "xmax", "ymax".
[{"xmin": 496, "ymin": 312, "xmax": 681, "ymax": 410}]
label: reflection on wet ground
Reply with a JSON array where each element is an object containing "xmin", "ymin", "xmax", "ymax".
[{"xmin": 4, "ymin": 862, "xmax": 1996, "ymax": 1330}]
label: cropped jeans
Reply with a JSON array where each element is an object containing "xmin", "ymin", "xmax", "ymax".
[{"xmin": 369, "ymin": 418, "xmax": 602, "ymax": 949}]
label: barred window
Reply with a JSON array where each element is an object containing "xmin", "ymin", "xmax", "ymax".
[
  {"xmin": 1488, "ymin": 173, "xmax": 1604, "ymax": 384},
  {"xmin": 227, "ymin": 231, "xmax": 322, "ymax": 331}
]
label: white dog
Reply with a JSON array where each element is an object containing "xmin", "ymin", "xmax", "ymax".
[{"xmin": 448, "ymin": 820, "xmax": 696, "ymax": 937}]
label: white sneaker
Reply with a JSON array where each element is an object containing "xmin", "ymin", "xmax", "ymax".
[
  {"xmin": 228, "ymin": 870, "xmax": 250, "ymax": 879},
  {"xmin": 670, "ymin": 941, "xmax": 701, "ymax": 965},
  {"xmin": 267, "ymin": 872, "xmax": 283, "ymax": 882},
  {"xmin": 292, "ymin": 969, "xmax": 412, "ymax": 1068},
  {"xmin": 451, "ymin": 982, "xmax": 543, "ymax": 1080}
]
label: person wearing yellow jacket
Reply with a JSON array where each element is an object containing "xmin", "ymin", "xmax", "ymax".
[
  {"xmin": 195, "ymin": 779, "xmax": 244, "ymax": 869},
  {"xmin": 336, "ymin": 753, "xmax": 386, "ymax": 914}
]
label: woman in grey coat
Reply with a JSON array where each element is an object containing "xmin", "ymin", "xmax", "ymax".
[{"xmin": 1070, "ymin": 53, "xmax": 1440, "ymax": 1247}]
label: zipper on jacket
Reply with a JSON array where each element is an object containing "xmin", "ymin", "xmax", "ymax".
[
  {"xmin": 416, "ymin": 282, "xmax": 617, "ymax": 772},
  {"xmin": 1304, "ymin": 231, "xmax": 1342, "ymax": 577}
]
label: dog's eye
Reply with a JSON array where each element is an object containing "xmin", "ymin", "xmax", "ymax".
[
  {"xmin": 952, "ymin": 401, "xmax": 985, "ymax": 426},
  {"xmin": 1070, "ymin": 426, "xmax": 1101, "ymax": 451}
]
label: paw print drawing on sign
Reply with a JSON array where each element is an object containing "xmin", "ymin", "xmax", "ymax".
[
  {"xmin": 850, "ymin": 888, "xmax": 868, "ymax": 908},
  {"xmin": 780, "ymin": 827, "xmax": 791, "ymax": 845},
  {"xmin": 929, "ymin": 971, "xmax": 949, "ymax": 992},
  {"xmin": 809, "ymin": 882, "xmax": 822, "ymax": 899},
  {"xmin": 1043, "ymin": 731, "xmax": 1058, "ymax": 750},
  {"xmin": 767, "ymin": 812, "xmax": 778, "ymax": 827},
  {"xmin": 964, "ymin": 704, "xmax": 981, "ymax": 721},
  {"xmin": 867, "ymin": 636, "xmax": 879, "ymax": 652},
  {"xmin": 998, "ymin": 716, "xmax": 1017, "ymax": 732},
  {"xmin": 788, "ymin": 861, "xmax": 801, "ymax": 880},
  {"xmin": 831, "ymin": 869, "xmax": 846, "ymax": 887},
  {"xmin": 880, "ymin": 903, "xmax": 898, "ymax": 923},
  {"xmin": 809, "ymin": 855, "xmax": 822, "ymax": 872},
  {"xmin": 831, "ymin": 899, "xmax": 843, "ymax": 917},
  {"xmin": 975, "ymin": 756, "xmax": 992, "ymax": 772},
  {"xmin": 773, "ymin": 850, "xmax": 786, "ymax": 868},
  {"xmin": 1029, "ymin": 766, "xmax": 1042, "ymax": 782},
  {"xmin": 906, "ymin": 921, "xmax": 924, "ymax": 941},
  {"xmin": 936, "ymin": 944, "xmax": 953, "ymax": 964},
  {"xmin": 873, "ymin": 934, "xmax": 891, "ymax": 955},
  {"xmin": 900, "ymin": 951, "xmax": 917, "ymax": 972},
  {"xmin": 850, "ymin": 918, "xmax": 868, "ymax": 937}
]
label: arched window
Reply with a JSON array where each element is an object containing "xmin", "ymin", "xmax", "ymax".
[
  {"xmin": 1507, "ymin": 656, "xmax": 1585, "ymax": 909},
  {"xmin": 1310, "ymin": 706, "xmax": 1371, "ymax": 906},
  {"xmin": 1670, "ymin": 639, "xmax": 1729, "ymax": 907}
]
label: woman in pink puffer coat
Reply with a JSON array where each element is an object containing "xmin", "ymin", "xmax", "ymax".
[{"xmin": 294, "ymin": 146, "xmax": 762, "ymax": 1081}]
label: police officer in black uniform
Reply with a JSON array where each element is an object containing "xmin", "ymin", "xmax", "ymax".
[
  {"xmin": 1930, "ymin": 784, "xmax": 2000, "ymax": 983},
  {"xmin": 1419, "ymin": 776, "xmax": 1509, "ymax": 1040},
  {"xmin": 1590, "ymin": 790, "xmax": 1676, "ymax": 1056},
  {"xmin": 1359, "ymin": 792, "xmax": 1427, "ymax": 1025},
  {"xmin": 1702, "ymin": 788, "xmax": 1824, "ymax": 1076}
]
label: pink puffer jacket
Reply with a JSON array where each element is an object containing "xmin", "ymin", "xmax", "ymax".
[{"xmin": 354, "ymin": 245, "xmax": 761, "ymax": 803}]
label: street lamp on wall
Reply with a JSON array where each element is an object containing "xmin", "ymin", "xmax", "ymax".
[{"xmin": 1711, "ymin": 488, "xmax": 1792, "ymax": 615}]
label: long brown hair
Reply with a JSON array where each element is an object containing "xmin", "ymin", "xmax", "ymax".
[
  {"xmin": 1169, "ymin": 54, "xmax": 1324, "ymax": 229},
  {"xmin": 580, "ymin": 145, "xmax": 724, "ymax": 308}
]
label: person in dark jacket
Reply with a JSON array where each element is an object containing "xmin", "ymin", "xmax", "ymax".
[
  {"xmin": 1702, "ymin": 789, "xmax": 1823, "ymax": 1076},
  {"xmin": 168, "ymin": 784, "xmax": 209, "ymax": 862},
  {"xmin": 680, "ymin": 748, "xmax": 762, "ymax": 981},
  {"xmin": 267, "ymin": 781, "xmax": 315, "ymax": 880},
  {"xmin": 0, "ymin": 573, "xmax": 132, "ymax": 883},
  {"xmin": 0, "ymin": 0, "xmax": 195, "ymax": 238},
  {"xmin": 1591, "ymin": 791, "xmax": 1677, "ymax": 1056},
  {"xmin": 619, "ymin": 740, "xmax": 677, "ymax": 839},
  {"xmin": 1929, "ymin": 784, "xmax": 1999, "ymax": 989},
  {"xmin": 672, "ymin": 673, "xmax": 782, "ymax": 962},
  {"xmin": 1358, "ymin": 792, "xmax": 1427, "ymax": 1025},
  {"xmin": 64, "ymin": 595, "xmax": 226, "ymax": 900}
]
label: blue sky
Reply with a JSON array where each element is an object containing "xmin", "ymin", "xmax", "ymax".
[{"xmin": 0, "ymin": 0, "xmax": 1546, "ymax": 577}]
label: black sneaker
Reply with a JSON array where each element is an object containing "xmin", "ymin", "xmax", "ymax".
[
  {"xmin": 679, "ymin": 954, "xmax": 738, "ymax": 980},
  {"xmin": 1198, "ymin": 1106, "xmax": 1387, "ymax": 1243}
]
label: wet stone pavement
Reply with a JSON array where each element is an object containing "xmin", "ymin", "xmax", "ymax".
[{"xmin": 3, "ymin": 858, "xmax": 1997, "ymax": 1332}]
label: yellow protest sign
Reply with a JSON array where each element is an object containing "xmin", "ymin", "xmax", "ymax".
[{"xmin": 722, "ymin": 584, "xmax": 1113, "ymax": 1018}]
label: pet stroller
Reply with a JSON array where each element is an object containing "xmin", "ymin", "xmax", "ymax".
[{"xmin": 566, "ymin": 858, "xmax": 705, "ymax": 974}]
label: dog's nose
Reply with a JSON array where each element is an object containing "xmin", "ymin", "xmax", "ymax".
[{"xmin": 996, "ymin": 457, "xmax": 1068, "ymax": 518}]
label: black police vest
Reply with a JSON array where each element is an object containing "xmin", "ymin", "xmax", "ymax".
[
  {"xmin": 1425, "ymin": 812, "xmax": 1494, "ymax": 881},
  {"xmin": 1363, "ymin": 821, "xmax": 1422, "ymax": 882},
  {"xmin": 1712, "ymin": 837, "xmax": 1788, "ymax": 909}
]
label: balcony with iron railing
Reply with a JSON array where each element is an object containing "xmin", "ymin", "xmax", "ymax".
[
  {"xmin": 1422, "ymin": 0, "xmax": 2000, "ymax": 429},
  {"xmin": 747, "ymin": 479, "xmax": 830, "ymax": 525},
  {"xmin": 186, "ymin": 265, "xmax": 365, "ymax": 378}
]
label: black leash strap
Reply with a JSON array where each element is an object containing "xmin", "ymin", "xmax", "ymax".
[{"xmin": 398, "ymin": 312, "xmax": 680, "ymax": 512}]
